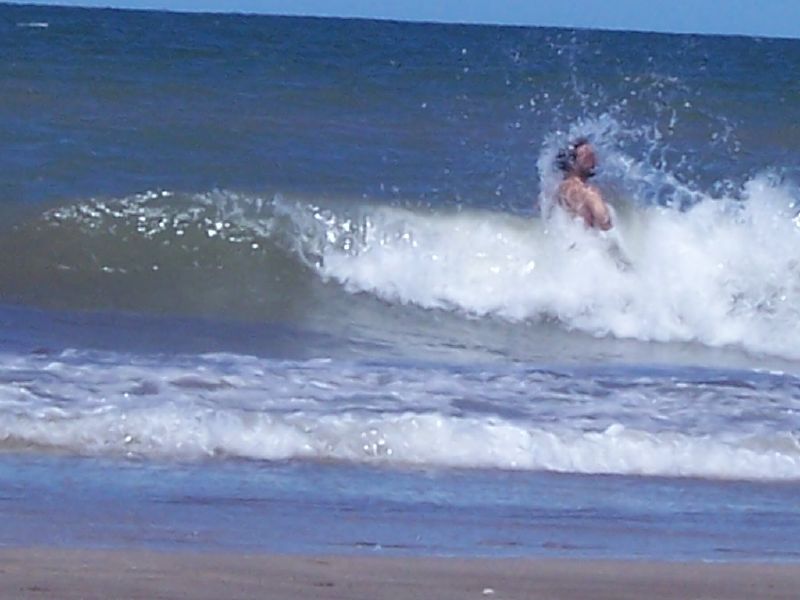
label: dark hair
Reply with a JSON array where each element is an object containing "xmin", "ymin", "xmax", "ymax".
[{"xmin": 555, "ymin": 137, "xmax": 590, "ymax": 173}]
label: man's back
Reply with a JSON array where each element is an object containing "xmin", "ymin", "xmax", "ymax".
[
  {"xmin": 557, "ymin": 177, "xmax": 612, "ymax": 231},
  {"xmin": 553, "ymin": 139, "xmax": 612, "ymax": 230}
]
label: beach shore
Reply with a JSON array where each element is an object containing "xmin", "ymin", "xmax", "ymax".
[{"xmin": 2, "ymin": 549, "xmax": 799, "ymax": 600}]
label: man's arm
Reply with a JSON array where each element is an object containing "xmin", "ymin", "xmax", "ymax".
[{"xmin": 584, "ymin": 187, "xmax": 612, "ymax": 230}]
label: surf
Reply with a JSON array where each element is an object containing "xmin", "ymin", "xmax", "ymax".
[
  {"xmin": 314, "ymin": 177, "xmax": 800, "ymax": 360},
  {"xmin": 2, "ymin": 348, "xmax": 800, "ymax": 481},
  {"xmin": 2, "ymin": 166, "xmax": 800, "ymax": 360}
]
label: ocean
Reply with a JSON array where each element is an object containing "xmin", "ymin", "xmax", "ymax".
[{"xmin": 1, "ymin": 2, "xmax": 800, "ymax": 560}]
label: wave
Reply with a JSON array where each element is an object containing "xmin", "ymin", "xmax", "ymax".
[
  {"xmin": 2, "ymin": 350, "xmax": 799, "ymax": 481},
  {"xmin": 0, "ymin": 190, "xmax": 325, "ymax": 320},
  {"xmin": 2, "ymin": 158, "xmax": 800, "ymax": 359},
  {"xmin": 317, "ymin": 175, "xmax": 800, "ymax": 359},
  {"xmin": 6, "ymin": 407, "xmax": 800, "ymax": 481}
]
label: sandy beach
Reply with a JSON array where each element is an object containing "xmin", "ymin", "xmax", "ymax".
[{"xmin": 1, "ymin": 549, "xmax": 799, "ymax": 600}]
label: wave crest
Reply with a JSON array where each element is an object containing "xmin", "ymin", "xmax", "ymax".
[
  {"xmin": 316, "ymin": 175, "xmax": 800, "ymax": 359},
  {"xmin": 3, "ymin": 174, "xmax": 800, "ymax": 359}
]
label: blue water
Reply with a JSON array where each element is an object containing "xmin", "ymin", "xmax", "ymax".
[
  {"xmin": 2, "ymin": 3, "xmax": 800, "ymax": 560},
  {"xmin": 3, "ymin": 455, "xmax": 799, "ymax": 561}
]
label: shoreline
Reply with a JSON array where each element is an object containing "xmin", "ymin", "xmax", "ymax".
[{"xmin": 2, "ymin": 548, "xmax": 800, "ymax": 599}]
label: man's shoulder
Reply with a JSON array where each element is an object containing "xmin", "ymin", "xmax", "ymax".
[
  {"xmin": 557, "ymin": 178, "xmax": 581, "ymax": 194},
  {"xmin": 558, "ymin": 178, "xmax": 597, "ymax": 198},
  {"xmin": 583, "ymin": 184, "xmax": 603, "ymax": 200}
]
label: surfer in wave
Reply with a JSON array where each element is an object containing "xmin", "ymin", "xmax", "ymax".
[{"xmin": 556, "ymin": 138, "xmax": 613, "ymax": 230}]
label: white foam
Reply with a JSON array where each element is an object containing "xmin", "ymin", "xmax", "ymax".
[
  {"xmin": 2, "ymin": 350, "xmax": 800, "ymax": 481},
  {"xmin": 311, "ymin": 174, "xmax": 800, "ymax": 359},
  {"xmin": 4, "ymin": 402, "xmax": 800, "ymax": 481}
]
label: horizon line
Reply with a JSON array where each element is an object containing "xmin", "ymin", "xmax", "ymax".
[{"xmin": 5, "ymin": 1, "xmax": 799, "ymax": 42}]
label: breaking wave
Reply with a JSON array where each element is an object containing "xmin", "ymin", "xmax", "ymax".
[
  {"xmin": 2, "ymin": 349, "xmax": 800, "ymax": 480},
  {"xmin": 1, "ymin": 167, "xmax": 799, "ymax": 360}
]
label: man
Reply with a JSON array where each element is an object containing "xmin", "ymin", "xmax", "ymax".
[{"xmin": 555, "ymin": 138, "xmax": 612, "ymax": 230}]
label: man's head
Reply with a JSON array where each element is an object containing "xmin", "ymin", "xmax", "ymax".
[{"xmin": 556, "ymin": 137, "xmax": 597, "ymax": 180}]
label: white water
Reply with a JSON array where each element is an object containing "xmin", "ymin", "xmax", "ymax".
[
  {"xmin": 309, "ymin": 174, "xmax": 800, "ymax": 360},
  {"xmin": 2, "ymin": 350, "xmax": 800, "ymax": 481}
]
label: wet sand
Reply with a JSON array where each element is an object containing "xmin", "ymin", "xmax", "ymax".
[{"xmin": 2, "ymin": 548, "xmax": 799, "ymax": 599}]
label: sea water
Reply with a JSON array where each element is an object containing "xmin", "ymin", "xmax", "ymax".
[{"xmin": 1, "ymin": 3, "xmax": 800, "ymax": 560}]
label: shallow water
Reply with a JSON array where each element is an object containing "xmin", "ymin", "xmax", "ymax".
[{"xmin": 2, "ymin": 455, "xmax": 799, "ymax": 561}]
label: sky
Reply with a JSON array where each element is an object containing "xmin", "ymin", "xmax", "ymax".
[{"xmin": 6, "ymin": 0, "xmax": 800, "ymax": 39}]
